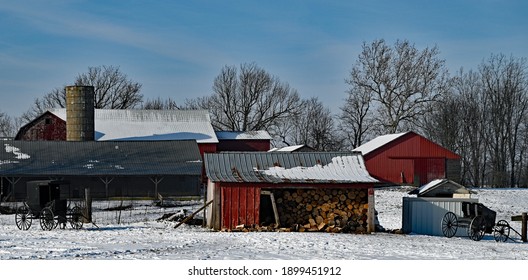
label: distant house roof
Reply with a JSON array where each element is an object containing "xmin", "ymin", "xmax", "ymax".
[
  {"xmin": 0, "ymin": 139, "xmax": 202, "ymax": 176},
  {"xmin": 408, "ymin": 179, "xmax": 476, "ymax": 197},
  {"xmin": 268, "ymin": 144, "xmax": 314, "ymax": 152},
  {"xmin": 215, "ymin": 130, "xmax": 271, "ymax": 140},
  {"xmin": 204, "ymin": 152, "xmax": 379, "ymax": 184},
  {"xmin": 353, "ymin": 132, "xmax": 408, "ymax": 155},
  {"xmin": 49, "ymin": 109, "xmax": 218, "ymax": 143}
]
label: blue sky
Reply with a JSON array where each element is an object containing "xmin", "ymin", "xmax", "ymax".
[{"xmin": 1, "ymin": 0, "xmax": 527, "ymax": 118}]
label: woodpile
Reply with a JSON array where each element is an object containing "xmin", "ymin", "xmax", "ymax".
[{"xmin": 274, "ymin": 188, "xmax": 369, "ymax": 233}]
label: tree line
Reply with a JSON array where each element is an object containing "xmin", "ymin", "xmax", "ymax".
[{"xmin": 1, "ymin": 40, "xmax": 527, "ymax": 188}]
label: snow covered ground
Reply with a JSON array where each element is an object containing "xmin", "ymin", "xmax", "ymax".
[{"xmin": 1, "ymin": 187, "xmax": 528, "ymax": 279}]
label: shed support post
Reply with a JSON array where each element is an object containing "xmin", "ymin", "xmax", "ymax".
[
  {"xmin": 367, "ymin": 187, "xmax": 375, "ymax": 233},
  {"xmin": 5, "ymin": 177, "xmax": 20, "ymax": 202},
  {"xmin": 149, "ymin": 176, "xmax": 164, "ymax": 198},
  {"xmin": 99, "ymin": 177, "xmax": 114, "ymax": 198},
  {"xmin": 523, "ymin": 212, "xmax": 527, "ymax": 243}
]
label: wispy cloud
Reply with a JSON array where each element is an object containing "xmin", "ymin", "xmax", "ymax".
[{"xmin": 0, "ymin": 2, "xmax": 226, "ymax": 66}]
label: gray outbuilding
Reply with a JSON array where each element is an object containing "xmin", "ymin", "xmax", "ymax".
[{"xmin": 402, "ymin": 179, "xmax": 478, "ymax": 236}]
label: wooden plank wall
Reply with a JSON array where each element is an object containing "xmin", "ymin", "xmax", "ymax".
[{"xmin": 221, "ymin": 186, "xmax": 260, "ymax": 229}]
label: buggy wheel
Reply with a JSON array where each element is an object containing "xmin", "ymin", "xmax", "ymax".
[
  {"xmin": 468, "ymin": 215, "xmax": 486, "ymax": 241},
  {"xmin": 15, "ymin": 206, "xmax": 32, "ymax": 230},
  {"xmin": 68, "ymin": 206, "xmax": 84, "ymax": 230},
  {"xmin": 40, "ymin": 207, "xmax": 56, "ymax": 231},
  {"xmin": 441, "ymin": 212, "xmax": 458, "ymax": 238},
  {"xmin": 493, "ymin": 220, "xmax": 510, "ymax": 242}
]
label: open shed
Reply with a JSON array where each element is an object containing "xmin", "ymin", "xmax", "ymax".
[{"xmin": 204, "ymin": 152, "xmax": 379, "ymax": 232}]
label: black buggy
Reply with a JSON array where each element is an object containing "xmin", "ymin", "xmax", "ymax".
[
  {"xmin": 14, "ymin": 180, "xmax": 84, "ymax": 231},
  {"xmin": 441, "ymin": 201, "xmax": 497, "ymax": 241}
]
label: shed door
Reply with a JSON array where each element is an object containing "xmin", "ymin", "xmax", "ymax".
[{"xmin": 414, "ymin": 159, "xmax": 445, "ymax": 185}]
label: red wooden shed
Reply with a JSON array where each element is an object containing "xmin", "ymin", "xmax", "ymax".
[
  {"xmin": 353, "ymin": 131, "xmax": 461, "ymax": 186},
  {"xmin": 204, "ymin": 152, "xmax": 379, "ymax": 232}
]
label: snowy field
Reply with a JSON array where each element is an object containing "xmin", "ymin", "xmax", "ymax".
[{"xmin": 1, "ymin": 187, "xmax": 528, "ymax": 279}]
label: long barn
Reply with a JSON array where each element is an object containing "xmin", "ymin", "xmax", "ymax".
[{"xmin": 0, "ymin": 139, "xmax": 203, "ymax": 200}]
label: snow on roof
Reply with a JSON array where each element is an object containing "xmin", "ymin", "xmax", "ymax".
[
  {"xmin": 205, "ymin": 152, "xmax": 379, "ymax": 184},
  {"xmin": 215, "ymin": 130, "xmax": 271, "ymax": 140},
  {"xmin": 418, "ymin": 179, "xmax": 447, "ymax": 194},
  {"xmin": 50, "ymin": 109, "xmax": 218, "ymax": 143},
  {"xmin": 268, "ymin": 145, "xmax": 306, "ymax": 152},
  {"xmin": 410, "ymin": 178, "xmax": 476, "ymax": 197},
  {"xmin": 260, "ymin": 155, "xmax": 379, "ymax": 183},
  {"xmin": 353, "ymin": 132, "xmax": 409, "ymax": 155}
]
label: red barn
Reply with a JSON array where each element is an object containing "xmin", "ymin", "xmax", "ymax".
[
  {"xmin": 353, "ymin": 131, "xmax": 461, "ymax": 186},
  {"xmin": 15, "ymin": 111, "xmax": 66, "ymax": 141}
]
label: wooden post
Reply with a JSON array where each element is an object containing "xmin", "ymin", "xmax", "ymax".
[
  {"xmin": 367, "ymin": 187, "xmax": 375, "ymax": 233},
  {"xmin": 523, "ymin": 212, "xmax": 527, "ymax": 243},
  {"xmin": 84, "ymin": 188, "xmax": 92, "ymax": 223},
  {"xmin": 261, "ymin": 190, "xmax": 280, "ymax": 228}
]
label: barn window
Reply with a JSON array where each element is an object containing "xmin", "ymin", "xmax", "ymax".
[{"xmin": 45, "ymin": 118, "xmax": 52, "ymax": 125}]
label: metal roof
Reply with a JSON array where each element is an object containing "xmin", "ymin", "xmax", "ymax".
[
  {"xmin": 0, "ymin": 139, "xmax": 202, "ymax": 176},
  {"xmin": 204, "ymin": 152, "xmax": 379, "ymax": 184},
  {"xmin": 353, "ymin": 132, "xmax": 409, "ymax": 155},
  {"xmin": 49, "ymin": 109, "xmax": 219, "ymax": 143}
]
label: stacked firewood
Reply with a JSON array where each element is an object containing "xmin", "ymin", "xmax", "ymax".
[{"xmin": 274, "ymin": 188, "xmax": 369, "ymax": 233}]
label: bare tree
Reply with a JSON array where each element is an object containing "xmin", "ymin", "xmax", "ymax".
[
  {"xmin": 275, "ymin": 97, "xmax": 339, "ymax": 151},
  {"xmin": 20, "ymin": 65, "xmax": 143, "ymax": 122},
  {"xmin": 141, "ymin": 97, "xmax": 180, "ymax": 110},
  {"xmin": 344, "ymin": 39, "xmax": 448, "ymax": 135},
  {"xmin": 480, "ymin": 54, "xmax": 528, "ymax": 187},
  {"xmin": 452, "ymin": 69, "xmax": 488, "ymax": 187},
  {"xmin": 338, "ymin": 84, "xmax": 374, "ymax": 148},
  {"xmin": 0, "ymin": 111, "xmax": 14, "ymax": 137},
  {"xmin": 184, "ymin": 62, "xmax": 302, "ymax": 134}
]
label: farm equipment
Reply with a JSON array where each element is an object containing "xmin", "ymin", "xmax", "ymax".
[
  {"xmin": 441, "ymin": 201, "xmax": 497, "ymax": 241},
  {"xmin": 14, "ymin": 180, "xmax": 84, "ymax": 231}
]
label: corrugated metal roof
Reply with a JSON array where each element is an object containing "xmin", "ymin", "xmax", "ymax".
[
  {"xmin": 353, "ymin": 132, "xmax": 409, "ymax": 155},
  {"xmin": 50, "ymin": 109, "xmax": 218, "ymax": 143},
  {"xmin": 204, "ymin": 152, "xmax": 379, "ymax": 184},
  {"xmin": 0, "ymin": 139, "xmax": 202, "ymax": 176},
  {"xmin": 215, "ymin": 130, "xmax": 272, "ymax": 140}
]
